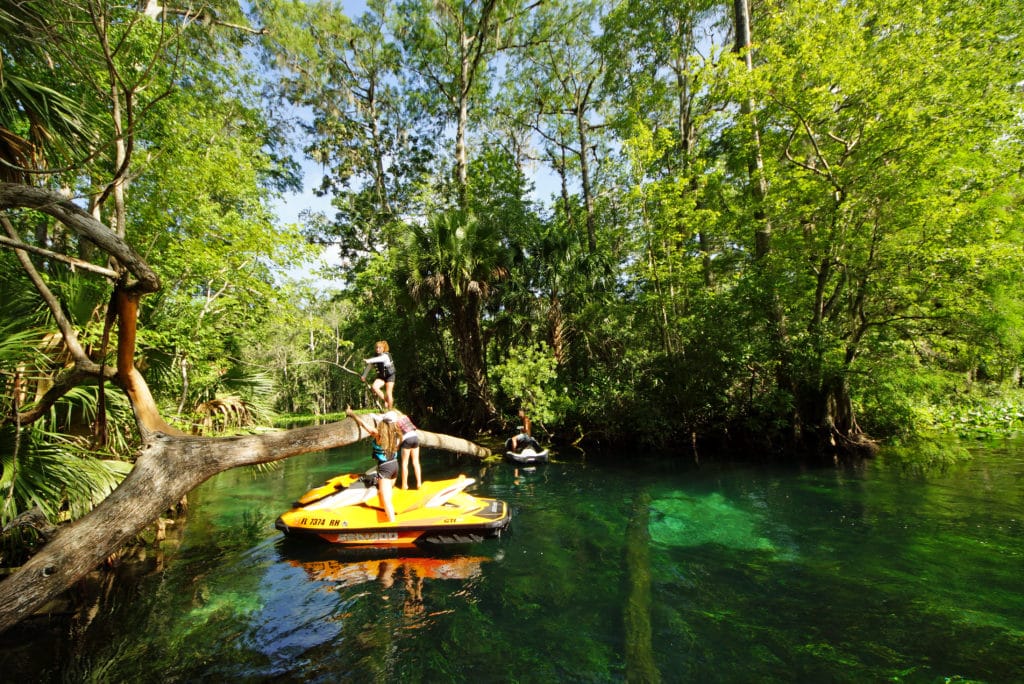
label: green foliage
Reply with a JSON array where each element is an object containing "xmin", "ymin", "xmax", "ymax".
[
  {"xmin": 490, "ymin": 342, "xmax": 561, "ymax": 427},
  {"xmin": 0, "ymin": 391, "xmax": 135, "ymax": 565},
  {"xmin": 392, "ymin": 207, "xmax": 515, "ymax": 421},
  {"xmin": 852, "ymin": 357, "xmax": 957, "ymax": 440},
  {"xmin": 0, "ymin": 428, "xmax": 131, "ymax": 528},
  {"xmin": 929, "ymin": 393, "xmax": 1024, "ymax": 440},
  {"xmin": 188, "ymin": 370, "xmax": 279, "ymax": 436},
  {"xmin": 0, "ymin": 290, "xmax": 136, "ymax": 552},
  {"xmin": 256, "ymin": 0, "xmax": 429, "ymax": 267},
  {"xmin": 244, "ymin": 291, "xmax": 365, "ymax": 417},
  {"xmin": 3, "ymin": 0, "xmax": 1024, "ymax": 470}
]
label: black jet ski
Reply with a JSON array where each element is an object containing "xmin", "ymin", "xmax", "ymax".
[
  {"xmin": 505, "ymin": 431, "xmax": 549, "ymax": 464},
  {"xmin": 504, "ymin": 446, "xmax": 550, "ymax": 465}
]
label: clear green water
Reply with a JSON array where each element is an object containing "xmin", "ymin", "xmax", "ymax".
[{"xmin": 2, "ymin": 439, "xmax": 1023, "ymax": 682}]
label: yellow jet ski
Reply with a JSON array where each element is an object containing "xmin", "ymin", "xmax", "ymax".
[{"xmin": 275, "ymin": 472, "xmax": 511, "ymax": 547}]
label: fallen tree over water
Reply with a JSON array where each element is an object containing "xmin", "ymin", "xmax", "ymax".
[{"xmin": 0, "ymin": 423, "xmax": 487, "ymax": 634}]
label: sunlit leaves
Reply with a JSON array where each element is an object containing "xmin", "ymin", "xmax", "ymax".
[{"xmin": 490, "ymin": 342, "xmax": 560, "ymax": 426}]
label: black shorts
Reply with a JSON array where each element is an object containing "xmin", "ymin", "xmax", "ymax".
[
  {"xmin": 401, "ymin": 434, "xmax": 419, "ymax": 449},
  {"xmin": 377, "ymin": 371, "xmax": 396, "ymax": 383},
  {"xmin": 377, "ymin": 459, "xmax": 398, "ymax": 479}
]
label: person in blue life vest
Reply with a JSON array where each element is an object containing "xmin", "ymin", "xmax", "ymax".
[
  {"xmin": 383, "ymin": 409, "xmax": 421, "ymax": 490},
  {"xmin": 361, "ymin": 340, "xmax": 396, "ymax": 409},
  {"xmin": 346, "ymin": 407, "xmax": 400, "ymax": 522}
]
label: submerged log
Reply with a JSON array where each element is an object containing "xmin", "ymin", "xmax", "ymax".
[{"xmin": 623, "ymin": 490, "xmax": 660, "ymax": 683}]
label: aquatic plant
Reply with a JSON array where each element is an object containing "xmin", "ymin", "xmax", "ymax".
[{"xmin": 648, "ymin": 491, "xmax": 775, "ymax": 552}]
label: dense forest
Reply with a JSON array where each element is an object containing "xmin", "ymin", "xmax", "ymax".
[{"xmin": 1, "ymin": 0, "xmax": 1022, "ymax": 630}]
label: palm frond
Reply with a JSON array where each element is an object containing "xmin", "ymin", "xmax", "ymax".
[{"xmin": 0, "ymin": 429, "xmax": 130, "ymax": 528}]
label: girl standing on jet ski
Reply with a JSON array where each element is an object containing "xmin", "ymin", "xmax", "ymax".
[
  {"xmin": 361, "ymin": 340, "xmax": 396, "ymax": 409},
  {"xmin": 382, "ymin": 409, "xmax": 422, "ymax": 490},
  {"xmin": 346, "ymin": 408, "xmax": 401, "ymax": 522}
]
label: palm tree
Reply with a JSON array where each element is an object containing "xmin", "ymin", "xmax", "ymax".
[
  {"xmin": 398, "ymin": 209, "xmax": 510, "ymax": 427},
  {"xmin": 0, "ymin": 2, "xmax": 101, "ymax": 182}
]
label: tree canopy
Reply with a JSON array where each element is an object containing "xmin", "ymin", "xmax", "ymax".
[{"xmin": 1, "ymin": 0, "xmax": 1023, "ymax": 634}]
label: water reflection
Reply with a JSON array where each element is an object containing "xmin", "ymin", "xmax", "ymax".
[
  {"xmin": 286, "ymin": 552, "xmax": 490, "ymax": 588},
  {"xmin": 275, "ymin": 541, "xmax": 496, "ymax": 629}
]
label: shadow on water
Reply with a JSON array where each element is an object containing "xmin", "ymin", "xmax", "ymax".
[{"xmin": 2, "ymin": 438, "xmax": 1024, "ymax": 682}]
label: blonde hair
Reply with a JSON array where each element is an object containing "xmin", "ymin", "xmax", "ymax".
[
  {"xmin": 375, "ymin": 420, "xmax": 401, "ymax": 455},
  {"xmin": 375, "ymin": 340, "xmax": 390, "ymax": 352}
]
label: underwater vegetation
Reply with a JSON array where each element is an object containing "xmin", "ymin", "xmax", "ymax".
[{"xmin": 648, "ymin": 491, "xmax": 776, "ymax": 552}]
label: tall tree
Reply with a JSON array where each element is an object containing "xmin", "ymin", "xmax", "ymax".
[
  {"xmin": 509, "ymin": 0, "xmax": 609, "ymax": 254},
  {"xmin": 257, "ymin": 0, "xmax": 432, "ymax": 270},
  {"xmin": 397, "ymin": 207, "xmax": 513, "ymax": 425},
  {"xmin": 732, "ymin": 0, "xmax": 770, "ymax": 259},
  {"xmin": 728, "ymin": 0, "xmax": 1024, "ymax": 449},
  {"xmin": 600, "ymin": 0, "xmax": 727, "ymax": 352},
  {"xmin": 394, "ymin": 0, "xmax": 539, "ymax": 208}
]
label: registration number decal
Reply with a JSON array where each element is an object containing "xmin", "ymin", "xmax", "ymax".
[{"xmin": 337, "ymin": 531, "xmax": 400, "ymax": 542}]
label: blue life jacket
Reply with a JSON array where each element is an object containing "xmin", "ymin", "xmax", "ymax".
[{"xmin": 372, "ymin": 441, "xmax": 396, "ymax": 463}]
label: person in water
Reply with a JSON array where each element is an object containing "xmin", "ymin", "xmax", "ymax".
[
  {"xmin": 384, "ymin": 409, "xmax": 422, "ymax": 490},
  {"xmin": 361, "ymin": 340, "xmax": 396, "ymax": 409},
  {"xmin": 346, "ymin": 407, "xmax": 400, "ymax": 522}
]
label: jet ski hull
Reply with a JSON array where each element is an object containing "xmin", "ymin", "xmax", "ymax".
[{"xmin": 505, "ymin": 448, "xmax": 549, "ymax": 465}]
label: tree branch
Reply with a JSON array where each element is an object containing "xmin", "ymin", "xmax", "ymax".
[
  {"xmin": 0, "ymin": 184, "xmax": 160, "ymax": 293},
  {"xmin": 0, "ymin": 214, "xmax": 96, "ymax": 366},
  {"xmin": 0, "ymin": 234, "xmax": 120, "ymax": 278}
]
